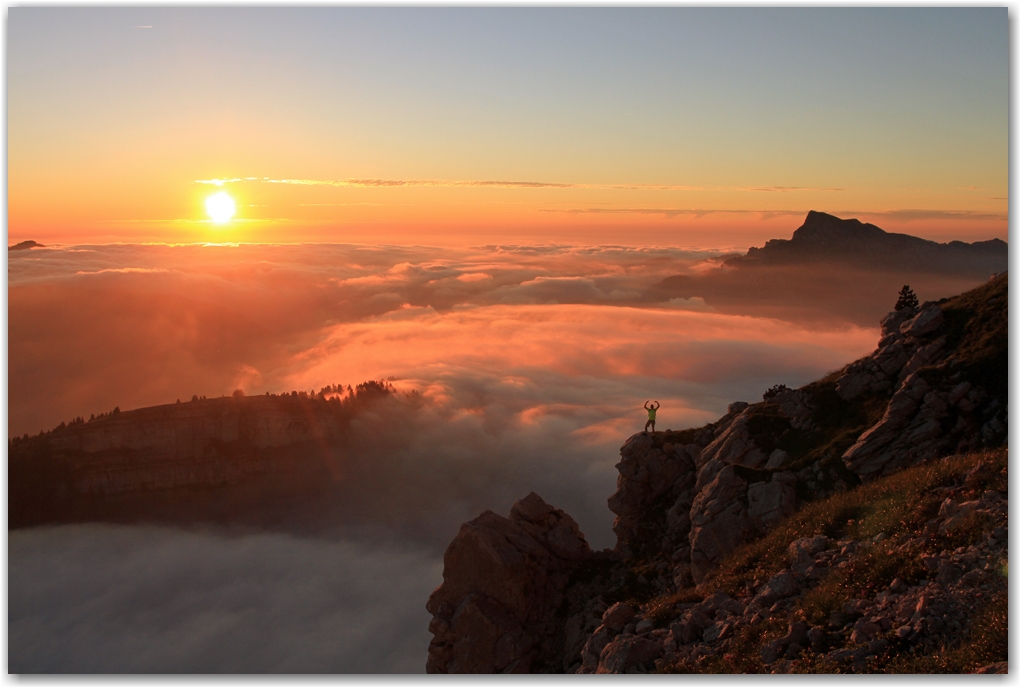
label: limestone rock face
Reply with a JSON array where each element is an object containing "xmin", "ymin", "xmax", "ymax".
[
  {"xmin": 765, "ymin": 449, "xmax": 790, "ymax": 470},
  {"xmin": 835, "ymin": 340, "xmax": 911, "ymax": 401},
  {"xmin": 698, "ymin": 408, "xmax": 767, "ymax": 470},
  {"xmin": 747, "ymin": 472, "xmax": 797, "ymax": 533},
  {"xmin": 880, "ymin": 307, "xmax": 916, "ymax": 339},
  {"xmin": 601, "ymin": 603, "xmax": 637, "ymax": 632},
  {"xmin": 765, "ymin": 388, "xmax": 814, "ymax": 430},
  {"xmin": 900, "ymin": 304, "xmax": 944, "ymax": 337},
  {"xmin": 608, "ymin": 433, "xmax": 697, "ymax": 556},
  {"xmin": 595, "ymin": 635, "xmax": 663, "ymax": 674},
  {"xmin": 689, "ymin": 465, "xmax": 751, "ymax": 582},
  {"xmin": 425, "ymin": 492, "xmax": 593, "ymax": 674},
  {"xmin": 836, "ymin": 277, "xmax": 1007, "ymax": 481},
  {"xmin": 842, "ymin": 372, "xmax": 948, "ymax": 478}
]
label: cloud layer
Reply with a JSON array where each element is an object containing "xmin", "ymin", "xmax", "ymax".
[
  {"xmin": 9, "ymin": 241, "xmax": 886, "ymax": 673},
  {"xmin": 9, "ymin": 525, "xmax": 441, "ymax": 673}
]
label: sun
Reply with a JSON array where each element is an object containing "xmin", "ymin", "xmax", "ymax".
[{"xmin": 205, "ymin": 191, "xmax": 236, "ymax": 223}]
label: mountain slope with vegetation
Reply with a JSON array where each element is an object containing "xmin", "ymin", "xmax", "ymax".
[
  {"xmin": 8, "ymin": 381, "xmax": 403, "ymax": 530},
  {"xmin": 426, "ymin": 273, "xmax": 1008, "ymax": 674}
]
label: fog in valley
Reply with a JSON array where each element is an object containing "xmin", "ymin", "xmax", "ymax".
[{"xmin": 9, "ymin": 240, "xmax": 988, "ymax": 672}]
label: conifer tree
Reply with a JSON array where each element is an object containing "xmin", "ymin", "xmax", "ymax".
[{"xmin": 895, "ymin": 285, "xmax": 919, "ymax": 311}]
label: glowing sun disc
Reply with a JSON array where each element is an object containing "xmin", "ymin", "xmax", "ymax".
[{"xmin": 205, "ymin": 192, "xmax": 236, "ymax": 223}]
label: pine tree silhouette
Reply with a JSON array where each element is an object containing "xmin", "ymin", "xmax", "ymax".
[{"xmin": 895, "ymin": 285, "xmax": 919, "ymax": 311}]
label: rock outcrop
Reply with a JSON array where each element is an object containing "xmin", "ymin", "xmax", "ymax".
[
  {"xmin": 608, "ymin": 432, "xmax": 698, "ymax": 558},
  {"xmin": 428, "ymin": 273, "xmax": 1007, "ymax": 673},
  {"xmin": 425, "ymin": 493, "xmax": 593, "ymax": 673},
  {"xmin": 838, "ymin": 274, "xmax": 1007, "ymax": 479}
]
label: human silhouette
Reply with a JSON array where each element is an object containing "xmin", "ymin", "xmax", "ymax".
[{"xmin": 644, "ymin": 401, "xmax": 660, "ymax": 432}]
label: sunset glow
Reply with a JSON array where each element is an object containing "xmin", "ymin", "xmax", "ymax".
[
  {"xmin": 7, "ymin": 8, "xmax": 1007, "ymax": 247},
  {"xmin": 7, "ymin": 8, "xmax": 1009, "ymax": 675},
  {"xmin": 205, "ymin": 192, "xmax": 236, "ymax": 223}
]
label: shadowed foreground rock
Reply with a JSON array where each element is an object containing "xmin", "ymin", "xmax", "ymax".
[{"xmin": 425, "ymin": 493, "xmax": 594, "ymax": 673}]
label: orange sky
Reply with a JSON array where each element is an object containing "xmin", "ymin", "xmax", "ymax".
[{"xmin": 7, "ymin": 8, "xmax": 1008, "ymax": 248}]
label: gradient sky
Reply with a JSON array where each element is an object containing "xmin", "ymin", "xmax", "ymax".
[{"xmin": 8, "ymin": 8, "xmax": 1008, "ymax": 246}]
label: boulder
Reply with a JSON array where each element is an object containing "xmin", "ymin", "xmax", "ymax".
[
  {"xmin": 697, "ymin": 590, "xmax": 745, "ymax": 617},
  {"xmin": 880, "ymin": 308, "xmax": 915, "ymax": 339},
  {"xmin": 595, "ymin": 635, "xmax": 663, "ymax": 674},
  {"xmin": 747, "ymin": 472, "xmax": 797, "ymax": 532},
  {"xmin": 670, "ymin": 609, "xmax": 713, "ymax": 645},
  {"xmin": 842, "ymin": 372, "xmax": 936, "ymax": 478},
  {"xmin": 757, "ymin": 571, "xmax": 798, "ymax": 604},
  {"xmin": 764, "ymin": 449, "xmax": 789, "ymax": 470},
  {"xmin": 689, "ymin": 466, "xmax": 751, "ymax": 582},
  {"xmin": 578, "ymin": 626, "xmax": 612, "ymax": 674},
  {"xmin": 426, "ymin": 492, "xmax": 593, "ymax": 673},
  {"xmin": 788, "ymin": 535, "xmax": 829, "ymax": 571},
  {"xmin": 698, "ymin": 408, "xmax": 767, "ymax": 469},
  {"xmin": 766, "ymin": 388, "xmax": 814, "ymax": 430},
  {"xmin": 835, "ymin": 341, "xmax": 910, "ymax": 401},
  {"xmin": 601, "ymin": 603, "xmax": 637, "ymax": 632},
  {"xmin": 900, "ymin": 305, "xmax": 944, "ymax": 337}
]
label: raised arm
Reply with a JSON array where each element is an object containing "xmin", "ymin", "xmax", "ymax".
[{"xmin": 654, "ymin": 401, "xmax": 660, "ymax": 409}]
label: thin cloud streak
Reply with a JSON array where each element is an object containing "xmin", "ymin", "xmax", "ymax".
[
  {"xmin": 193, "ymin": 178, "xmax": 846, "ymax": 193},
  {"xmin": 849, "ymin": 209, "xmax": 1008, "ymax": 222},
  {"xmin": 543, "ymin": 208, "xmax": 1007, "ymax": 221}
]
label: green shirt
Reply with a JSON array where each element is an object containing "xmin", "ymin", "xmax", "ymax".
[{"xmin": 647, "ymin": 407, "xmax": 657, "ymax": 421}]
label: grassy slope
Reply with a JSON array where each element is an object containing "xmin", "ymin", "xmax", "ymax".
[
  {"xmin": 589, "ymin": 275, "xmax": 1008, "ymax": 673},
  {"xmin": 657, "ymin": 447, "xmax": 1007, "ymax": 673}
]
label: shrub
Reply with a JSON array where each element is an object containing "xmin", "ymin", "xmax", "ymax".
[{"xmin": 894, "ymin": 285, "xmax": 918, "ymax": 311}]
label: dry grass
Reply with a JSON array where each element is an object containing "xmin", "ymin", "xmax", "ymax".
[
  {"xmin": 881, "ymin": 589, "xmax": 1007, "ymax": 673},
  {"xmin": 697, "ymin": 448, "xmax": 1006, "ymax": 599}
]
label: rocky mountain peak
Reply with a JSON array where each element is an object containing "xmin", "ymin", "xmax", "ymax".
[
  {"xmin": 792, "ymin": 211, "xmax": 889, "ymax": 245},
  {"xmin": 732, "ymin": 212, "xmax": 1005, "ymax": 273}
]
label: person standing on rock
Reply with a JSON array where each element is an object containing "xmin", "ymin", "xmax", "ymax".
[{"xmin": 644, "ymin": 401, "xmax": 660, "ymax": 432}]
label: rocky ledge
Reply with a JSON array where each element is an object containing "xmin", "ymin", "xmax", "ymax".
[{"xmin": 426, "ymin": 274, "xmax": 1007, "ymax": 673}]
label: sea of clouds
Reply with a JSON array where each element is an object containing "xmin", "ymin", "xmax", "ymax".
[{"xmin": 9, "ymin": 242, "xmax": 886, "ymax": 672}]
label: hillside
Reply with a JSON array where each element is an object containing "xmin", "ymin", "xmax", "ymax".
[
  {"xmin": 426, "ymin": 273, "xmax": 1008, "ymax": 673},
  {"xmin": 644, "ymin": 212, "xmax": 1007, "ymax": 326},
  {"xmin": 8, "ymin": 381, "xmax": 399, "ymax": 529}
]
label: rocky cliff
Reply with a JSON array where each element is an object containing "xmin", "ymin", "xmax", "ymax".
[
  {"xmin": 8, "ymin": 382, "xmax": 395, "ymax": 528},
  {"xmin": 426, "ymin": 273, "xmax": 1008, "ymax": 673}
]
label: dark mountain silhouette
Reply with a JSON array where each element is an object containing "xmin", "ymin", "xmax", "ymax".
[
  {"xmin": 645, "ymin": 212, "xmax": 1007, "ymax": 326},
  {"xmin": 9, "ymin": 240, "xmax": 43, "ymax": 251},
  {"xmin": 8, "ymin": 381, "xmax": 400, "ymax": 531},
  {"xmin": 733, "ymin": 211, "xmax": 1005, "ymax": 272}
]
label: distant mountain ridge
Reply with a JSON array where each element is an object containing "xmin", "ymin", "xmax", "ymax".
[
  {"xmin": 8, "ymin": 382, "xmax": 398, "ymax": 530},
  {"xmin": 644, "ymin": 212, "xmax": 1007, "ymax": 326},
  {"xmin": 9, "ymin": 240, "xmax": 43, "ymax": 251},
  {"xmin": 730, "ymin": 211, "xmax": 1006, "ymax": 272}
]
